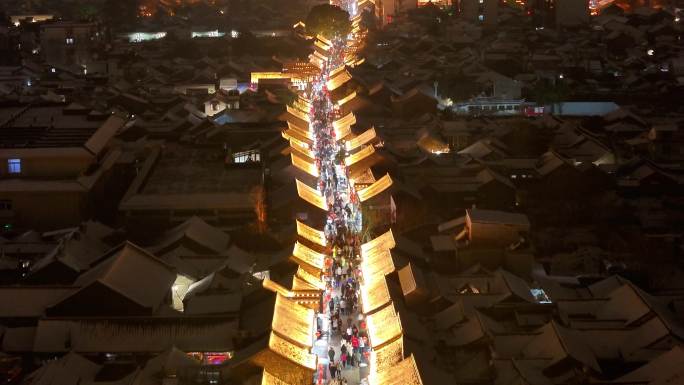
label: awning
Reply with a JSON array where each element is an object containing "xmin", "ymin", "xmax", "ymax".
[
  {"xmin": 286, "ymin": 105, "xmax": 310, "ymax": 123},
  {"xmin": 361, "ymin": 229, "xmax": 396, "ymax": 256},
  {"xmin": 296, "ymin": 179, "xmax": 328, "ymax": 211},
  {"xmin": 368, "ymin": 354, "xmax": 422, "ymax": 385},
  {"xmin": 337, "ymin": 91, "xmax": 357, "ymax": 107},
  {"xmin": 333, "ymin": 112, "xmax": 356, "ymax": 133},
  {"xmin": 268, "ymin": 331, "xmax": 317, "ymax": 370},
  {"xmin": 366, "ymin": 302, "xmax": 402, "ymax": 349},
  {"xmin": 262, "ymin": 369, "xmax": 295, "ymax": 385},
  {"xmin": 369, "ymin": 335, "xmax": 404, "ymax": 373},
  {"xmin": 272, "ymin": 294, "xmax": 315, "ymax": 348},
  {"xmin": 291, "ymin": 152, "xmax": 318, "ymax": 177},
  {"xmin": 326, "ymin": 70, "xmax": 352, "ymax": 91},
  {"xmin": 282, "ymin": 128, "xmax": 312, "ymax": 145},
  {"xmin": 296, "ymin": 220, "xmax": 327, "ymax": 247},
  {"xmin": 296, "ymin": 266, "xmax": 326, "ymax": 290},
  {"xmin": 361, "ymin": 249, "xmax": 394, "ymax": 281},
  {"xmin": 289, "ymin": 137, "xmax": 315, "ymax": 159},
  {"xmin": 360, "ymin": 276, "xmax": 391, "ymax": 314},
  {"xmin": 292, "ymin": 241, "xmax": 326, "ymax": 271},
  {"xmin": 358, "ymin": 174, "xmax": 393, "ymax": 202},
  {"xmin": 345, "ymin": 144, "xmax": 374, "ymax": 167},
  {"xmin": 345, "ymin": 127, "xmax": 376, "ymax": 152}
]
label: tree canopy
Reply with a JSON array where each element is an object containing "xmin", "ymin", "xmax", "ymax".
[{"xmin": 305, "ymin": 4, "xmax": 351, "ymax": 39}]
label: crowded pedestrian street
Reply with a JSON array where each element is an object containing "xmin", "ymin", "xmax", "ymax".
[
  {"xmin": 306, "ymin": 2, "xmax": 371, "ymax": 384},
  {"xmin": 279, "ymin": 1, "xmax": 415, "ymax": 384}
]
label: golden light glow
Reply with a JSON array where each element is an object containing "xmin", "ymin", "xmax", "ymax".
[
  {"xmin": 289, "ymin": 100, "xmax": 309, "ymax": 115},
  {"xmin": 286, "ymin": 105, "xmax": 310, "ymax": 123},
  {"xmin": 283, "ymin": 129, "xmax": 313, "ymax": 146},
  {"xmin": 296, "ymin": 266, "xmax": 326, "ymax": 290},
  {"xmin": 314, "ymin": 39, "xmax": 330, "ymax": 52},
  {"xmin": 369, "ymin": 336, "xmax": 404, "ymax": 373},
  {"xmin": 360, "ymin": 276, "xmax": 391, "ymax": 314},
  {"xmin": 262, "ymin": 369, "xmax": 294, "ymax": 385},
  {"xmin": 251, "ymin": 71, "xmax": 291, "ymax": 84},
  {"xmin": 287, "ymin": 121, "xmax": 312, "ymax": 137},
  {"xmin": 329, "ymin": 65, "xmax": 346, "ymax": 79},
  {"xmin": 263, "ymin": 278, "xmax": 295, "ymax": 298},
  {"xmin": 368, "ymin": 354, "xmax": 422, "ymax": 385},
  {"xmin": 268, "ymin": 331, "xmax": 317, "ymax": 370},
  {"xmin": 296, "ymin": 220, "xmax": 327, "ymax": 247},
  {"xmin": 294, "ymin": 96, "xmax": 312, "ymax": 111},
  {"xmin": 292, "ymin": 275, "xmax": 320, "ymax": 291},
  {"xmin": 361, "ymin": 249, "xmax": 395, "ymax": 281},
  {"xmin": 291, "ymin": 153, "xmax": 319, "ymax": 177},
  {"xmin": 292, "ymin": 241, "xmax": 326, "ymax": 271},
  {"xmin": 316, "ymin": 34, "xmax": 332, "ymax": 47},
  {"xmin": 326, "ymin": 70, "xmax": 352, "ymax": 91},
  {"xmin": 272, "ymin": 294, "xmax": 315, "ymax": 348},
  {"xmin": 344, "ymin": 144, "xmax": 375, "ymax": 167},
  {"xmin": 358, "ymin": 174, "xmax": 393, "ymax": 202},
  {"xmin": 337, "ymin": 91, "xmax": 357, "ymax": 107},
  {"xmin": 366, "ymin": 302, "xmax": 402, "ymax": 349},
  {"xmin": 352, "ymin": 57, "xmax": 366, "ymax": 66},
  {"xmin": 313, "ymin": 50, "xmax": 328, "ymax": 62},
  {"xmin": 296, "ymin": 179, "xmax": 328, "ymax": 211},
  {"xmin": 335, "ymin": 123, "xmax": 352, "ymax": 140},
  {"xmin": 289, "ymin": 137, "xmax": 315, "ymax": 158},
  {"xmin": 361, "ymin": 229, "xmax": 396, "ymax": 256},
  {"xmin": 333, "ymin": 112, "xmax": 356, "ymax": 132},
  {"xmin": 345, "ymin": 127, "xmax": 376, "ymax": 151}
]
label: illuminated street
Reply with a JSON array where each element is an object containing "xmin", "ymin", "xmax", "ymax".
[
  {"xmin": 305, "ymin": 2, "xmax": 368, "ymax": 384},
  {"xmin": 3, "ymin": 0, "xmax": 684, "ymax": 384}
]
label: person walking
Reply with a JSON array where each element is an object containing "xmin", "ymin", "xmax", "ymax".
[
  {"xmin": 340, "ymin": 342, "xmax": 348, "ymax": 367},
  {"xmin": 340, "ymin": 351, "xmax": 347, "ymax": 369},
  {"xmin": 328, "ymin": 346, "xmax": 335, "ymax": 364},
  {"xmin": 329, "ymin": 361, "xmax": 338, "ymax": 381},
  {"xmin": 339, "ymin": 298, "xmax": 346, "ymax": 316},
  {"xmin": 351, "ymin": 334, "xmax": 359, "ymax": 355},
  {"xmin": 359, "ymin": 336, "xmax": 366, "ymax": 364}
]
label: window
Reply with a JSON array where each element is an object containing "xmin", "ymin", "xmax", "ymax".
[
  {"xmin": 7, "ymin": 159, "xmax": 21, "ymax": 174},
  {"xmin": 0, "ymin": 200, "xmax": 11, "ymax": 210},
  {"xmin": 65, "ymin": 37, "xmax": 75, "ymax": 45},
  {"xmin": 478, "ymin": 14, "xmax": 484, "ymax": 21},
  {"xmin": 233, "ymin": 150, "xmax": 260, "ymax": 164}
]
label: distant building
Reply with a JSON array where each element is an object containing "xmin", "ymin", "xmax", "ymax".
[
  {"xmin": 40, "ymin": 22, "xmax": 100, "ymax": 69},
  {"xmin": 555, "ymin": 0, "xmax": 589, "ymax": 26},
  {"xmin": 0, "ymin": 104, "xmax": 126, "ymax": 230},
  {"xmin": 204, "ymin": 90, "xmax": 241, "ymax": 117},
  {"xmin": 119, "ymin": 144, "xmax": 262, "ymax": 232},
  {"xmin": 532, "ymin": 0, "xmax": 588, "ymax": 27},
  {"xmin": 9, "ymin": 14, "xmax": 54, "ymax": 26},
  {"xmin": 464, "ymin": 208, "xmax": 530, "ymax": 247},
  {"xmin": 376, "ymin": 0, "xmax": 418, "ymax": 25},
  {"xmin": 461, "ymin": 0, "xmax": 498, "ymax": 27}
]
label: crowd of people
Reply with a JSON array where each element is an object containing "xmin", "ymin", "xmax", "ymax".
[
  {"xmin": 304, "ymin": 0, "xmax": 369, "ymax": 380},
  {"xmin": 306, "ymin": 31, "xmax": 370, "ymax": 384}
]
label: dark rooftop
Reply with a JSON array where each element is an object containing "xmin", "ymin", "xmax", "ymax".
[
  {"xmin": 0, "ymin": 104, "xmax": 111, "ymax": 149},
  {"xmin": 140, "ymin": 145, "xmax": 262, "ymax": 195}
]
